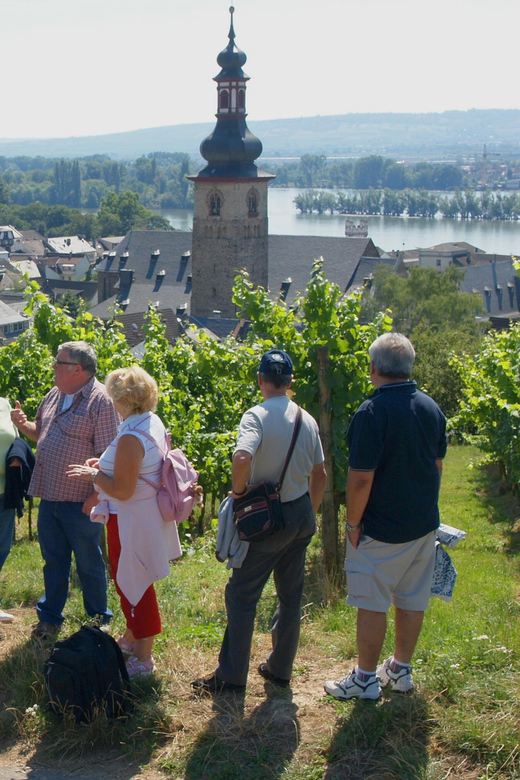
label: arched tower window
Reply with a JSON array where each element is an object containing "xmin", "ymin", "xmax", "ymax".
[
  {"xmin": 238, "ymin": 89, "xmax": 245, "ymax": 110},
  {"xmin": 211, "ymin": 195, "xmax": 221, "ymax": 215},
  {"xmin": 219, "ymin": 90, "xmax": 229, "ymax": 110},
  {"xmin": 247, "ymin": 188, "xmax": 259, "ymax": 216},
  {"xmin": 208, "ymin": 190, "xmax": 224, "ymax": 216}
]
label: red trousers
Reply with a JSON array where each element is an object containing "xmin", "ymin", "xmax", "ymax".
[{"xmin": 107, "ymin": 514, "xmax": 162, "ymax": 639}]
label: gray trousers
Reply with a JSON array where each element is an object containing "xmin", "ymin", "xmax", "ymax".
[{"xmin": 216, "ymin": 492, "xmax": 316, "ymax": 686}]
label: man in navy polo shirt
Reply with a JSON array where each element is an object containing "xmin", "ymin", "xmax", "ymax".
[{"xmin": 324, "ymin": 332, "xmax": 447, "ymax": 700}]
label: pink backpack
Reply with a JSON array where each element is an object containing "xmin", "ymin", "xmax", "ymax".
[{"xmin": 136, "ymin": 429, "xmax": 200, "ymax": 523}]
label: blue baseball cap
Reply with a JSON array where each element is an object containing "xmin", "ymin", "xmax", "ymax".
[{"xmin": 258, "ymin": 349, "xmax": 293, "ymax": 376}]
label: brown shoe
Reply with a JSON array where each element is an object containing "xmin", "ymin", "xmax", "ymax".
[
  {"xmin": 258, "ymin": 663, "xmax": 290, "ymax": 688},
  {"xmin": 191, "ymin": 674, "xmax": 245, "ymax": 693},
  {"xmin": 31, "ymin": 622, "xmax": 60, "ymax": 641}
]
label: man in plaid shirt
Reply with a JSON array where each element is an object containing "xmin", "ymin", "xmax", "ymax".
[{"xmin": 11, "ymin": 341, "xmax": 119, "ymax": 640}]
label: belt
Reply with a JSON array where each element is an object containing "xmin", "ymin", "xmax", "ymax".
[{"xmin": 282, "ymin": 491, "xmax": 309, "ymax": 506}]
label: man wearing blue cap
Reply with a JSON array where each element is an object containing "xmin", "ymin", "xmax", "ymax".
[{"xmin": 193, "ymin": 349, "xmax": 326, "ymax": 692}]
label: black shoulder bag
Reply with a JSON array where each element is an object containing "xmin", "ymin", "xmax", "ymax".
[{"xmin": 233, "ymin": 406, "xmax": 302, "ymax": 542}]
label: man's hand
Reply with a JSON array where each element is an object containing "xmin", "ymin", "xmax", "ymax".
[
  {"xmin": 82, "ymin": 492, "xmax": 99, "ymax": 516},
  {"xmin": 346, "ymin": 468, "xmax": 374, "ymax": 549},
  {"xmin": 347, "ymin": 525, "xmax": 363, "ymax": 549},
  {"xmin": 11, "ymin": 401, "xmax": 27, "ymax": 429},
  {"xmin": 11, "ymin": 401, "xmax": 39, "ymax": 441}
]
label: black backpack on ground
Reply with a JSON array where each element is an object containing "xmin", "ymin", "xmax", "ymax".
[{"xmin": 44, "ymin": 625, "xmax": 133, "ymax": 723}]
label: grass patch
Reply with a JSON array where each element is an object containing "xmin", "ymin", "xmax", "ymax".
[{"xmin": 0, "ymin": 445, "xmax": 518, "ymax": 778}]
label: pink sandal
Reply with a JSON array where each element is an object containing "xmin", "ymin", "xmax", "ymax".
[
  {"xmin": 117, "ymin": 636, "xmax": 135, "ymax": 656},
  {"xmin": 126, "ymin": 655, "xmax": 156, "ymax": 679}
]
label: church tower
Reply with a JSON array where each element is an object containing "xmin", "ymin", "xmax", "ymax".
[{"xmin": 189, "ymin": 6, "xmax": 275, "ymax": 318}]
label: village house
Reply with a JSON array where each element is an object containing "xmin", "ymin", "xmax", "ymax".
[{"xmin": 0, "ymin": 298, "xmax": 30, "ymax": 343}]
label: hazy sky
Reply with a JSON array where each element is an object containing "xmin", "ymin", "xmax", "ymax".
[{"xmin": 2, "ymin": 0, "xmax": 518, "ymax": 140}]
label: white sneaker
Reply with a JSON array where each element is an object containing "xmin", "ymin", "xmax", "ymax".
[
  {"xmin": 0, "ymin": 608, "xmax": 14, "ymax": 623},
  {"xmin": 377, "ymin": 657, "xmax": 414, "ymax": 693},
  {"xmin": 324, "ymin": 670, "xmax": 381, "ymax": 700}
]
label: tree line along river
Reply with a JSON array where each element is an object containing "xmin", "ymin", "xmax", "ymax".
[{"xmin": 158, "ymin": 188, "xmax": 520, "ymax": 256}]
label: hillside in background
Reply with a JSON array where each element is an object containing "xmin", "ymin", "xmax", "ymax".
[{"xmin": 0, "ymin": 109, "xmax": 519, "ymax": 161}]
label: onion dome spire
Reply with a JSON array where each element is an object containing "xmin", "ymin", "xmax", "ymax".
[
  {"xmin": 198, "ymin": 6, "xmax": 265, "ymax": 178},
  {"xmin": 216, "ymin": 6, "xmax": 248, "ymax": 77}
]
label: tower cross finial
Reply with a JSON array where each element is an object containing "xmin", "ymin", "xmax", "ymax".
[{"xmin": 229, "ymin": 6, "xmax": 235, "ymax": 41}]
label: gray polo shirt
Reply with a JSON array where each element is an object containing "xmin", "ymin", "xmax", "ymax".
[{"xmin": 234, "ymin": 396, "xmax": 324, "ymax": 502}]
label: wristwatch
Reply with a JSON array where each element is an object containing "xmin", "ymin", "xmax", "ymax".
[{"xmin": 346, "ymin": 521, "xmax": 361, "ymax": 532}]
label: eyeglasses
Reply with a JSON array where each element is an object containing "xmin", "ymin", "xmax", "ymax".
[{"xmin": 53, "ymin": 359, "xmax": 80, "ymax": 366}]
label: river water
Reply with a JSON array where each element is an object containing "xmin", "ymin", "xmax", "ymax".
[{"xmin": 159, "ymin": 188, "xmax": 520, "ymax": 256}]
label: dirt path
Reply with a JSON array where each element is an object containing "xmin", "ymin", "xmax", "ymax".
[{"xmin": 0, "ymin": 607, "xmax": 352, "ymax": 780}]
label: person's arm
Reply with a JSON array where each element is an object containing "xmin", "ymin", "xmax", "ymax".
[
  {"xmin": 230, "ymin": 449, "xmax": 252, "ymax": 497},
  {"xmin": 346, "ymin": 467, "xmax": 375, "ymax": 549},
  {"xmin": 11, "ymin": 401, "xmax": 40, "ymax": 442},
  {"xmin": 67, "ymin": 434, "xmax": 144, "ymax": 501},
  {"xmin": 309, "ymin": 462, "xmax": 327, "ymax": 515},
  {"xmin": 436, "ymin": 458, "xmax": 443, "ymax": 478}
]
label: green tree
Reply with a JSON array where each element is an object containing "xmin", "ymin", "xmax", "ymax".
[
  {"xmin": 354, "ymin": 155, "xmax": 386, "ymax": 189},
  {"xmin": 52, "ymin": 160, "xmax": 81, "ymax": 207},
  {"xmin": 361, "ymin": 265, "xmax": 484, "ymax": 416},
  {"xmin": 0, "ymin": 173, "xmax": 10, "ymax": 204},
  {"xmin": 383, "ymin": 162, "xmax": 407, "ymax": 190},
  {"xmin": 57, "ymin": 290, "xmax": 85, "ymax": 320},
  {"xmin": 300, "ymin": 155, "xmax": 326, "ymax": 187},
  {"xmin": 363, "ymin": 265, "xmax": 483, "ymax": 334},
  {"xmin": 454, "ymin": 323, "xmax": 520, "ymax": 491},
  {"xmin": 97, "ymin": 191, "xmax": 172, "ymax": 235},
  {"xmin": 178, "ymin": 155, "xmax": 190, "ymax": 206}
]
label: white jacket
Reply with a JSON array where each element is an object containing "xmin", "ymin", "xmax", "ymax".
[{"xmin": 92, "ymin": 483, "xmax": 181, "ymax": 606}]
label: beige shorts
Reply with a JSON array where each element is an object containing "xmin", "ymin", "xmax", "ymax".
[{"xmin": 345, "ymin": 530, "xmax": 436, "ymax": 612}]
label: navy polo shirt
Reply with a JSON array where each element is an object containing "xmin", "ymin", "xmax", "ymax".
[{"xmin": 347, "ymin": 381, "xmax": 447, "ymax": 544}]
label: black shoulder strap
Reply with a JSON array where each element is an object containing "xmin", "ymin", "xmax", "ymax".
[{"xmin": 276, "ymin": 405, "xmax": 302, "ymax": 492}]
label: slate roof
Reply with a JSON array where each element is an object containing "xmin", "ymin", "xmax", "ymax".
[
  {"xmin": 460, "ymin": 260, "xmax": 520, "ymax": 319},
  {"xmin": 8, "ymin": 259, "xmax": 41, "ymax": 278},
  {"xmin": 39, "ymin": 279, "xmax": 98, "ymax": 306},
  {"xmin": 473, "ymin": 252, "xmax": 512, "ymax": 265},
  {"xmin": 97, "ymin": 237, "xmax": 125, "ymax": 251},
  {"xmin": 345, "ymin": 255, "xmax": 400, "ymax": 292},
  {"xmin": 0, "ymin": 292, "xmax": 27, "ymax": 316},
  {"xmin": 91, "ymin": 230, "xmax": 193, "ymax": 319},
  {"xmin": 114, "ymin": 308, "xmax": 182, "ymax": 346},
  {"xmin": 0, "ymin": 299, "xmax": 29, "ymax": 327},
  {"xmin": 189, "ymin": 315, "xmax": 249, "ymax": 341},
  {"xmin": 90, "ymin": 230, "xmax": 381, "ymax": 339},
  {"xmin": 267, "ymin": 235, "xmax": 380, "ymax": 306},
  {"xmin": 11, "ymin": 240, "xmax": 45, "ymax": 258},
  {"xmin": 21, "ymin": 230, "xmax": 44, "ymax": 241},
  {"xmin": 429, "ymin": 241, "xmax": 484, "ymax": 254}
]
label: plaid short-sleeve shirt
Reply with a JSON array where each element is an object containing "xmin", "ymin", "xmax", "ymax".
[{"xmin": 29, "ymin": 376, "xmax": 120, "ymax": 502}]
